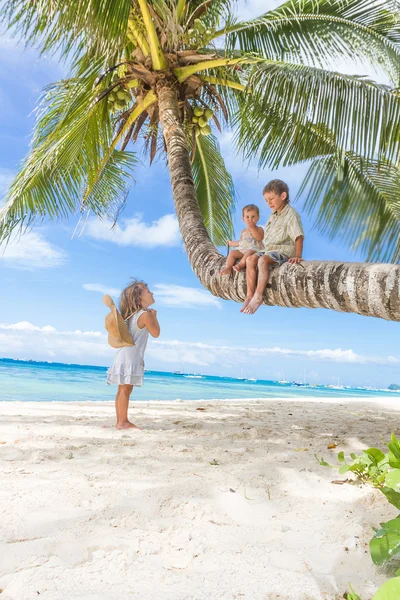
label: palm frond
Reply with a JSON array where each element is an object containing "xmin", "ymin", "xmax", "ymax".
[
  {"xmin": 1, "ymin": 0, "xmax": 132, "ymax": 61},
  {"xmin": 222, "ymin": 0, "xmax": 400, "ymax": 85},
  {"xmin": 299, "ymin": 154, "xmax": 400, "ymax": 262},
  {"xmin": 192, "ymin": 133, "xmax": 236, "ymax": 245},
  {"xmin": 238, "ymin": 61, "xmax": 400, "ymax": 165},
  {"xmin": 0, "ymin": 66, "xmax": 137, "ymax": 242}
]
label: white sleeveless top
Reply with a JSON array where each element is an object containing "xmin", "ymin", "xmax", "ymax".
[{"xmin": 106, "ymin": 309, "xmax": 149, "ymax": 386}]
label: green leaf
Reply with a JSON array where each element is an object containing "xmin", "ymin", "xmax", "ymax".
[
  {"xmin": 380, "ymin": 487, "xmax": 400, "ymax": 510},
  {"xmin": 298, "ymin": 153, "xmax": 400, "ymax": 263},
  {"xmin": 1, "ymin": 0, "xmax": 133, "ymax": 63},
  {"xmin": 372, "ymin": 577, "xmax": 400, "ymax": 600},
  {"xmin": 338, "ymin": 451, "xmax": 346, "ymax": 462},
  {"xmin": 385, "ymin": 470, "xmax": 400, "ymax": 491},
  {"xmin": 364, "ymin": 448, "xmax": 386, "ymax": 464},
  {"xmin": 224, "ymin": 0, "xmax": 400, "ymax": 86},
  {"xmin": 192, "ymin": 133, "xmax": 236, "ymax": 246},
  {"xmin": 0, "ymin": 61, "xmax": 136, "ymax": 242},
  {"xmin": 339, "ymin": 464, "xmax": 351, "ymax": 474},
  {"xmin": 370, "ymin": 517, "xmax": 400, "ymax": 566}
]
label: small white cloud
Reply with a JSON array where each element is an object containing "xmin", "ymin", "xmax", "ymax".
[
  {"xmin": 84, "ymin": 213, "xmax": 181, "ymax": 247},
  {"xmin": 154, "ymin": 284, "xmax": 222, "ymax": 309},
  {"xmin": 83, "ymin": 283, "xmax": 122, "ymax": 297},
  {"xmin": 0, "ymin": 230, "xmax": 67, "ymax": 270}
]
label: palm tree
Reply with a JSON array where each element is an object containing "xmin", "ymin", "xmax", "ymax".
[{"xmin": 2, "ymin": 0, "xmax": 400, "ymax": 320}]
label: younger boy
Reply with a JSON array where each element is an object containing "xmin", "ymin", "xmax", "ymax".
[{"xmin": 220, "ymin": 204, "xmax": 264, "ymax": 276}]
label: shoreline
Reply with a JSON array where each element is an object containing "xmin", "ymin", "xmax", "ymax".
[
  {"xmin": 1, "ymin": 396, "xmax": 399, "ymax": 599},
  {"xmin": 2, "ymin": 393, "xmax": 400, "ymax": 405}
]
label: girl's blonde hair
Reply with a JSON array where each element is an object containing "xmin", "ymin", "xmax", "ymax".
[{"xmin": 119, "ymin": 279, "xmax": 147, "ymax": 320}]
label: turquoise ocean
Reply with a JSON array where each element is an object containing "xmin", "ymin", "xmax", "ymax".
[{"xmin": 1, "ymin": 358, "xmax": 399, "ymax": 402}]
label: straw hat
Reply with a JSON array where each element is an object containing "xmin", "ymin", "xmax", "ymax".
[{"xmin": 102, "ymin": 294, "xmax": 134, "ymax": 349}]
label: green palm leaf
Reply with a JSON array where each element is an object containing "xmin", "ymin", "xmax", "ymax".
[
  {"xmin": 1, "ymin": 0, "xmax": 132, "ymax": 61},
  {"xmin": 298, "ymin": 153, "xmax": 400, "ymax": 262},
  {"xmin": 192, "ymin": 133, "xmax": 236, "ymax": 245},
  {"xmin": 238, "ymin": 61, "xmax": 400, "ymax": 165},
  {"xmin": 0, "ymin": 63, "xmax": 136, "ymax": 241},
  {"xmin": 223, "ymin": 0, "xmax": 400, "ymax": 85}
]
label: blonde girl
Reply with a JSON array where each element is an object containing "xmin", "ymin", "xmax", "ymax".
[{"xmin": 106, "ymin": 280, "xmax": 160, "ymax": 429}]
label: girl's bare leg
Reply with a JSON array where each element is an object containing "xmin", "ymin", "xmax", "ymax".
[
  {"xmin": 115, "ymin": 384, "xmax": 139, "ymax": 429},
  {"xmin": 233, "ymin": 250, "xmax": 256, "ymax": 272},
  {"xmin": 221, "ymin": 250, "xmax": 243, "ymax": 275}
]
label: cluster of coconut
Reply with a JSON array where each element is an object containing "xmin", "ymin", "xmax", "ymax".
[
  {"xmin": 107, "ymin": 69, "xmax": 134, "ymax": 114},
  {"xmin": 187, "ymin": 19, "xmax": 215, "ymax": 46},
  {"xmin": 191, "ymin": 106, "xmax": 213, "ymax": 136}
]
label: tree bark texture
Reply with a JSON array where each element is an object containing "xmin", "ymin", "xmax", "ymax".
[{"xmin": 157, "ymin": 84, "xmax": 400, "ymax": 322}]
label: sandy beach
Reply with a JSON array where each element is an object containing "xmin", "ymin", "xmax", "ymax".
[{"xmin": 1, "ymin": 397, "xmax": 400, "ymax": 600}]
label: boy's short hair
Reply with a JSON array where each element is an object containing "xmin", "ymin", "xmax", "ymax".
[
  {"xmin": 242, "ymin": 204, "xmax": 260, "ymax": 217},
  {"xmin": 263, "ymin": 179, "xmax": 290, "ymax": 202}
]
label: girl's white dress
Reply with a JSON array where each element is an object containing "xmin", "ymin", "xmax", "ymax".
[{"xmin": 106, "ymin": 310, "xmax": 149, "ymax": 386}]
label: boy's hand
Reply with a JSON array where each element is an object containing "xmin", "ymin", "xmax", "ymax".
[
  {"xmin": 227, "ymin": 240, "xmax": 234, "ymax": 247},
  {"xmin": 288, "ymin": 256, "xmax": 303, "ymax": 264}
]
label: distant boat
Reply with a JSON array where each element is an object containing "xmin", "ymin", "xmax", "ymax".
[
  {"xmin": 173, "ymin": 371, "xmax": 183, "ymax": 375},
  {"xmin": 279, "ymin": 370, "xmax": 288, "ymax": 384},
  {"xmin": 184, "ymin": 374, "xmax": 203, "ymax": 379},
  {"xmin": 237, "ymin": 368, "xmax": 246, "ymax": 381},
  {"xmin": 247, "ymin": 378, "xmax": 257, "ymax": 382}
]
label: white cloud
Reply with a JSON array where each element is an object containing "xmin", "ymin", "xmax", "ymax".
[
  {"xmin": 83, "ymin": 283, "xmax": 121, "ymax": 297},
  {"xmin": 84, "ymin": 213, "xmax": 181, "ymax": 247},
  {"xmin": 150, "ymin": 339, "xmax": 400, "ymax": 367},
  {"xmin": 153, "ymin": 284, "xmax": 222, "ymax": 309},
  {"xmin": 0, "ymin": 230, "xmax": 67, "ymax": 270},
  {"xmin": 0, "ymin": 321, "xmax": 110, "ymax": 365},
  {"xmin": 2, "ymin": 320, "xmax": 399, "ymax": 370}
]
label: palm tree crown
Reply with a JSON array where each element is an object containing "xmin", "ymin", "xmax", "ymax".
[{"xmin": 1, "ymin": 0, "xmax": 400, "ymax": 260}]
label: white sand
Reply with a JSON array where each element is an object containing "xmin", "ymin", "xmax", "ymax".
[{"xmin": 1, "ymin": 397, "xmax": 400, "ymax": 600}]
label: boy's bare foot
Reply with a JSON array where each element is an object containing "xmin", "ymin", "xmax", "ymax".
[
  {"xmin": 233, "ymin": 262, "xmax": 245, "ymax": 273},
  {"xmin": 116, "ymin": 421, "xmax": 141, "ymax": 430},
  {"xmin": 240, "ymin": 297, "xmax": 252, "ymax": 312},
  {"xmin": 220, "ymin": 267, "xmax": 232, "ymax": 276},
  {"xmin": 244, "ymin": 293, "xmax": 263, "ymax": 314}
]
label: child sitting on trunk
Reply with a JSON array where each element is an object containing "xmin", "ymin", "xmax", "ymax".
[{"xmin": 220, "ymin": 204, "xmax": 264, "ymax": 276}]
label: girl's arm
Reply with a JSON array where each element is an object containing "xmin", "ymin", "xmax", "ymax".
[
  {"xmin": 138, "ymin": 309, "xmax": 160, "ymax": 338},
  {"xmin": 248, "ymin": 224, "xmax": 264, "ymax": 241},
  {"xmin": 288, "ymin": 236, "xmax": 304, "ymax": 264}
]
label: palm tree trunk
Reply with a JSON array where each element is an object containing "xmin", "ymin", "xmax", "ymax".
[{"xmin": 157, "ymin": 84, "xmax": 400, "ymax": 322}]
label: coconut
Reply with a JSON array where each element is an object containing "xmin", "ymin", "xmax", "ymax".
[
  {"xmin": 116, "ymin": 90, "xmax": 127, "ymax": 100},
  {"xmin": 198, "ymin": 116, "xmax": 208, "ymax": 127},
  {"xmin": 195, "ymin": 127, "xmax": 201, "ymax": 137},
  {"xmin": 201, "ymin": 125, "xmax": 212, "ymax": 136},
  {"xmin": 194, "ymin": 107, "xmax": 204, "ymax": 117},
  {"xmin": 192, "ymin": 117, "xmax": 198, "ymax": 124},
  {"xmin": 194, "ymin": 19, "xmax": 206, "ymax": 34},
  {"xmin": 204, "ymin": 109, "xmax": 214, "ymax": 120}
]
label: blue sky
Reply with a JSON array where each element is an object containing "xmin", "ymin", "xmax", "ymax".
[{"xmin": 1, "ymin": 0, "xmax": 400, "ymax": 388}]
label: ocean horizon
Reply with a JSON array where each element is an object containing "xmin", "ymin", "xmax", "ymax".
[{"xmin": 1, "ymin": 357, "xmax": 399, "ymax": 403}]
